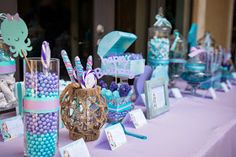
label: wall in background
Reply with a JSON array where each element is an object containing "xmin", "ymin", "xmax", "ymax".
[{"xmin": 192, "ymin": 0, "xmax": 234, "ymax": 48}]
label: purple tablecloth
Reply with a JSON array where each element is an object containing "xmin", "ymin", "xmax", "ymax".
[{"xmin": 1, "ymin": 85, "xmax": 236, "ymax": 157}]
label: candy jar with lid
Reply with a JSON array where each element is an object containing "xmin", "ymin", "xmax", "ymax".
[
  {"xmin": 169, "ymin": 30, "xmax": 187, "ymax": 87},
  {"xmin": 147, "ymin": 7, "xmax": 172, "ymax": 82}
]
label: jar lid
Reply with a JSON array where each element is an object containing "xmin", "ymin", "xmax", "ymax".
[
  {"xmin": 153, "ymin": 7, "xmax": 172, "ymax": 29},
  {"xmin": 97, "ymin": 31, "xmax": 137, "ymax": 58}
]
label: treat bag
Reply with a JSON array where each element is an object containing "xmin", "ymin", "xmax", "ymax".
[{"xmin": 23, "ymin": 58, "xmax": 60, "ymax": 157}]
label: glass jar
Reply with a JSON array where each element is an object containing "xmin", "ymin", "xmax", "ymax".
[
  {"xmin": 0, "ymin": 40, "xmax": 16, "ymax": 110},
  {"xmin": 147, "ymin": 9, "xmax": 172, "ymax": 82},
  {"xmin": 147, "ymin": 26, "xmax": 171, "ymax": 68},
  {"xmin": 169, "ymin": 31, "xmax": 187, "ymax": 86},
  {"xmin": 23, "ymin": 58, "xmax": 59, "ymax": 157}
]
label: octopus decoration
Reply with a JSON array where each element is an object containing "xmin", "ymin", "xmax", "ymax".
[{"xmin": 0, "ymin": 13, "xmax": 32, "ymax": 58}]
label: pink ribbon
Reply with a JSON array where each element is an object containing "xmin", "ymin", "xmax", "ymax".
[
  {"xmin": 0, "ymin": 65, "xmax": 16, "ymax": 74},
  {"xmin": 24, "ymin": 98, "xmax": 59, "ymax": 112},
  {"xmin": 189, "ymin": 47, "xmax": 205, "ymax": 58},
  {"xmin": 6, "ymin": 13, "xmax": 20, "ymax": 21}
]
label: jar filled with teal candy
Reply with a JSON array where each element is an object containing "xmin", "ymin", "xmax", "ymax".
[
  {"xmin": 147, "ymin": 8, "xmax": 172, "ymax": 69},
  {"xmin": 23, "ymin": 58, "xmax": 59, "ymax": 157}
]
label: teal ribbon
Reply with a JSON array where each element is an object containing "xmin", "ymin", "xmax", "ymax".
[
  {"xmin": 188, "ymin": 23, "xmax": 198, "ymax": 48},
  {"xmin": 0, "ymin": 60, "xmax": 15, "ymax": 66},
  {"xmin": 16, "ymin": 83, "xmax": 23, "ymax": 116},
  {"xmin": 108, "ymin": 122, "xmax": 147, "ymax": 140},
  {"xmin": 154, "ymin": 15, "xmax": 172, "ymax": 29},
  {"xmin": 170, "ymin": 31, "xmax": 180, "ymax": 51}
]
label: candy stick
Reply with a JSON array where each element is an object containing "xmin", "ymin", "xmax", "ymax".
[
  {"xmin": 21, "ymin": 49, "xmax": 32, "ymax": 72},
  {"xmin": 61, "ymin": 50, "xmax": 75, "ymax": 82},
  {"xmin": 86, "ymin": 55, "xmax": 93, "ymax": 70},
  {"xmin": 75, "ymin": 56, "xmax": 84, "ymax": 81},
  {"xmin": 41, "ymin": 41, "xmax": 51, "ymax": 75}
]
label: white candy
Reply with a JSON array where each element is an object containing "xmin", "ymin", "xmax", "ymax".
[
  {"xmin": 0, "ymin": 79, "xmax": 16, "ymax": 103},
  {"xmin": 0, "ymin": 92, "xmax": 8, "ymax": 108}
]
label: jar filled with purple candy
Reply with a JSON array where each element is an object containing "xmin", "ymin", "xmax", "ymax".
[{"xmin": 23, "ymin": 58, "xmax": 59, "ymax": 157}]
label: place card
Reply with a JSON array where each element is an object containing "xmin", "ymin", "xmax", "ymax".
[
  {"xmin": 232, "ymin": 72, "xmax": 236, "ymax": 79},
  {"xmin": 59, "ymin": 138, "xmax": 90, "ymax": 157},
  {"xmin": 0, "ymin": 115, "xmax": 24, "ymax": 142},
  {"xmin": 105, "ymin": 123, "xmax": 127, "ymax": 150},
  {"xmin": 221, "ymin": 82, "xmax": 229, "ymax": 92},
  {"xmin": 127, "ymin": 109, "xmax": 147, "ymax": 129},
  {"xmin": 171, "ymin": 88, "xmax": 183, "ymax": 98},
  {"xmin": 209, "ymin": 87, "xmax": 217, "ymax": 99},
  {"xmin": 226, "ymin": 80, "xmax": 233, "ymax": 89}
]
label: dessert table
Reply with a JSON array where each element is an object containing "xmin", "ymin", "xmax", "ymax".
[{"xmin": 1, "ymin": 85, "xmax": 236, "ymax": 157}]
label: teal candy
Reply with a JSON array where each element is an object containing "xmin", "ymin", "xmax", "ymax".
[
  {"xmin": 106, "ymin": 90, "xmax": 113, "ymax": 100},
  {"xmin": 26, "ymin": 132, "xmax": 56, "ymax": 157},
  {"xmin": 113, "ymin": 90, "xmax": 120, "ymax": 98},
  {"xmin": 0, "ymin": 13, "xmax": 32, "ymax": 58},
  {"xmin": 101, "ymin": 88, "xmax": 107, "ymax": 97}
]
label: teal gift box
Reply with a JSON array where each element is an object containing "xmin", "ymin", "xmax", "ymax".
[{"xmin": 97, "ymin": 31, "xmax": 145, "ymax": 79}]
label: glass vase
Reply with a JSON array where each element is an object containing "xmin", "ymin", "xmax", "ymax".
[{"xmin": 23, "ymin": 58, "xmax": 60, "ymax": 157}]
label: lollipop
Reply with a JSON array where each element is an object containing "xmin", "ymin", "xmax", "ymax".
[
  {"xmin": 41, "ymin": 41, "xmax": 51, "ymax": 75},
  {"xmin": 86, "ymin": 55, "xmax": 93, "ymax": 70},
  {"xmin": 81, "ymin": 70, "xmax": 97, "ymax": 89},
  {"xmin": 61, "ymin": 50, "xmax": 75, "ymax": 82},
  {"xmin": 75, "ymin": 56, "xmax": 84, "ymax": 81}
]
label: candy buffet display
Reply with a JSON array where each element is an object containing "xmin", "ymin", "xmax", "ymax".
[
  {"xmin": 96, "ymin": 31, "xmax": 145, "ymax": 79},
  {"xmin": 60, "ymin": 50, "xmax": 107, "ymax": 141},
  {"xmin": 100, "ymin": 81, "xmax": 133, "ymax": 122},
  {"xmin": 169, "ymin": 30, "xmax": 187, "ymax": 86},
  {"xmin": 147, "ymin": 8, "xmax": 171, "ymax": 82},
  {"xmin": 23, "ymin": 42, "xmax": 60, "ymax": 157}
]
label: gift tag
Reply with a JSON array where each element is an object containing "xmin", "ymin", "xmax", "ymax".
[
  {"xmin": 221, "ymin": 82, "xmax": 229, "ymax": 92},
  {"xmin": 105, "ymin": 123, "xmax": 127, "ymax": 150},
  {"xmin": 226, "ymin": 80, "xmax": 233, "ymax": 89},
  {"xmin": 59, "ymin": 138, "xmax": 90, "ymax": 157},
  {"xmin": 171, "ymin": 88, "xmax": 183, "ymax": 98},
  {"xmin": 129, "ymin": 109, "xmax": 147, "ymax": 129},
  {"xmin": 0, "ymin": 115, "xmax": 24, "ymax": 142},
  {"xmin": 209, "ymin": 87, "xmax": 217, "ymax": 99}
]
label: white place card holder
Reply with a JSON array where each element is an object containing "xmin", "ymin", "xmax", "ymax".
[
  {"xmin": 232, "ymin": 72, "xmax": 236, "ymax": 79},
  {"xmin": 221, "ymin": 82, "xmax": 229, "ymax": 92},
  {"xmin": 128, "ymin": 109, "xmax": 147, "ymax": 129},
  {"xmin": 226, "ymin": 80, "xmax": 233, "ymax": 89},
  {"xmin": 59, "ymin": 138, "xmax": 90, "ymax": 157},
  {"xmin": 105, "ymin": 123, "xmax": 127, "ymax": 150},
  {"xmin": 209, "ymin": 87, "xmax": 217, "ymax": 99},
  {"xmin": 0, "ymin": 115, "xmax": 24, "ymax": 142},
  {"xmin": 171, "ymin": 88, "xmax": 183, "ymax": 98}
]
